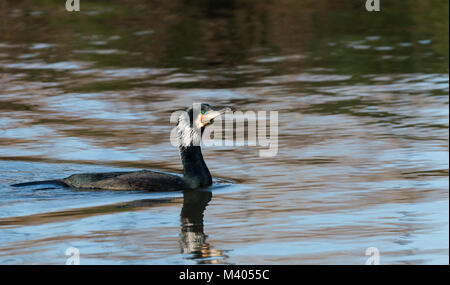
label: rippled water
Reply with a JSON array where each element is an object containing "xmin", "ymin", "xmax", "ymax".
[{"xmin": 0, "ymin": 0, "xmax": 448, "ymax": 264}]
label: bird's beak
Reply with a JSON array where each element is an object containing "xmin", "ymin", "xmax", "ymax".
[{"xmin": 201, "ymin": 107, "xmax": 231, "ymax": 125}]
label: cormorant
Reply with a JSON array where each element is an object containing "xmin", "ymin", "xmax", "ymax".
[{"xmin": 11, "ymin": 103, "xmax": 229, "ymax": 191}]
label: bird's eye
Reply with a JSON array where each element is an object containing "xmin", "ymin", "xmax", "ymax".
[{"xmin": 201, "ymin": 110, "xmax": 206, "ymax": 115}]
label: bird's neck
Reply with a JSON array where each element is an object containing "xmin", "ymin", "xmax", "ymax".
[{"xmin": 179, "ymin": 145, "xmax": 212, "ymax": 189}]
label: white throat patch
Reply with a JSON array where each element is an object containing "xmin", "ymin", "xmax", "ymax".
[{"xmin": 177, "ymin": 112, "xmax": 202, "ymax": 147}]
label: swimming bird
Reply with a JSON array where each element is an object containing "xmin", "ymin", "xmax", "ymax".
[{"xmin": 11, "ymin": 103, "xmax": 229, "ymax": 191}]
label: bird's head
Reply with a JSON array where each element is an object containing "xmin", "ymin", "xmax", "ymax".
[{"xmin": 177, "ymin": 103, "xmax": 230, "ymax": 147}]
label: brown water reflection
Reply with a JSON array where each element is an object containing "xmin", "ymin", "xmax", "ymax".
[{"xmin": 0, "ymin": 0, "xmax": 448, "ymax": 264}]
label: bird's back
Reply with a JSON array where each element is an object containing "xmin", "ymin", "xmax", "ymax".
[{"xmin": 62, "ymin": 170, "xmax": 187, "ymax": 191}]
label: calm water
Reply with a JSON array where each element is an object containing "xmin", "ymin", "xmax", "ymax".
[{"xmin": 0, "ymin": 0, "xmax": 448, "ymax": 264}]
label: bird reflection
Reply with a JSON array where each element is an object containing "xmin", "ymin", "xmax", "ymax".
[{"xmin": 179, "ymin": 189, "xmax": 227, "ymax": 264}]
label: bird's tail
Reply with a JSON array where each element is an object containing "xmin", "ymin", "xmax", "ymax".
[{"xmin": 11, "ymin": 180, "xmax": 67, "ymax": 187}]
